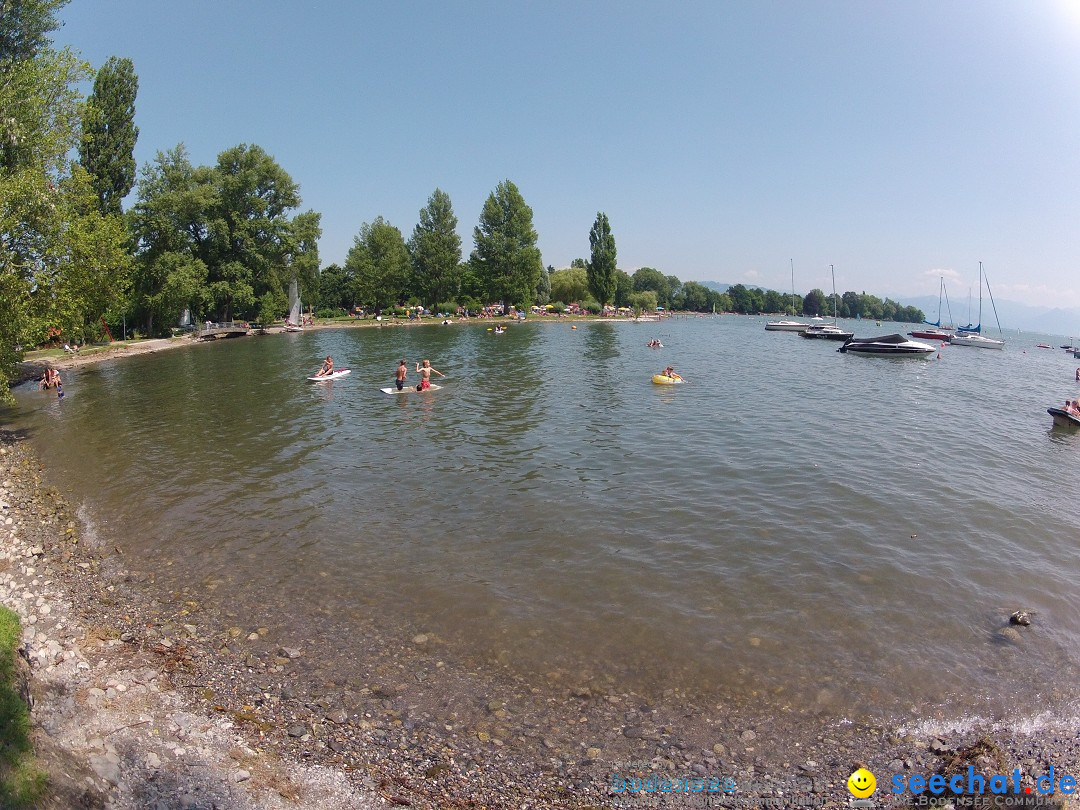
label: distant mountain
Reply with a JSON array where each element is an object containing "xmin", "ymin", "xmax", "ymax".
[
  {"xmin": 693, "ymin": 281, "xmax": 1079, "ymax": 335},
  {"xmin": 894, "ymin": 295, "xmax": 1080, "ymax": 336}
]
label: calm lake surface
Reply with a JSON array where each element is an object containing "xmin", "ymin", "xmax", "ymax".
[{"xmin": 10, "ymin": 317, "xmax": 1080, "ymax": 728}]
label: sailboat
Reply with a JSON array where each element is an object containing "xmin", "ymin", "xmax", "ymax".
[
  {"xmin": 765, "ymin": 260, "xmax": 811, "ymax": 331},
  {"xmin": 284, "ymin": 278, "xmax": 303, "ymax": 332},
  {"xmin": 951, "ymin": 263, "xmax": 1004, "ymax": 349},
  {"xmin": 909, "ymin": 277, "xmax": 955, "ymax": 342},
  {"xmin": 800, "ymin": 264, "xmax": 854, "ymax": 340}
]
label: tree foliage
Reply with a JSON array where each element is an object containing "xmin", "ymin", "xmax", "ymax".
[
  {"xmin": 129, "ymin": 143, "xmax": 319, "ymax": 331},
  {"xmin": 347, "ymin": 216, "xmax": 410, "ymax": 311},
  {"xmin": 0, "ymin": 0, "xmax": 133, "ymax": 398},
  {"xmin": 78, "ymin": 55, "xmax": 138, "ymax": 215},
  {"xmin": 471, "ymin": 179, "xmax": 542, "ymax": 308},
  {"xmin": 409, "ymin": 188, "xmax": 461, "ymax": 308},
  {"xmin": 586, "ymin": 211, "xmax": 616, "ymax": 306},
  {"xmin": 549, "ymin": 267, "xmax": 588, "ymax": 304}
]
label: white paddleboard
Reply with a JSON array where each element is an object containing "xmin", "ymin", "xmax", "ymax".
[
  {"xmin": 308, "ymin": 369, "xmax": 351, "ymax": 382},
  {"xmin": 380, "ymin": 383, "xmax": 443, "ymax": 395}
]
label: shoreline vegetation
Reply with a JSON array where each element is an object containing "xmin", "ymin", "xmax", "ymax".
[{"xmin": 2, "ymin": 323, "xmax": 1079, "ymax": 808}]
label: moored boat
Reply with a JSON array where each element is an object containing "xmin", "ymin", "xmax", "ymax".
[
  {"xmin": 838, "ymin": 333, "xmax": 935, "ymax": 356},
  {"xmin": 908, "ymin": 329, "xmax": 953, "ymax": 342},
  {"xmin": 951, "ymin": 332, "xmax": 1004, "ymax": 349},
  {"xmin": 800, "ymin": 323, "xmax": 854, "ymax": 340}
]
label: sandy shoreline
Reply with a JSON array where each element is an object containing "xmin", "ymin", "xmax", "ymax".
[{"xmin": 3, "ymin": 326, "xmax": 1080, "ymax": 808}]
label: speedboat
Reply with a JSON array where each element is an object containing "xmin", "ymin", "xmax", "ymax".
[
  {"xmin": 838, "ymin": 333, "xmax": 935, "ymax": 356},
  {"xmin": 764, "ymin": 319, "xmax": 810, "ymax": 332},
  {"xmin": 800, "ymin": 323, "xmax": 854, "ymax": 341},
  {"xmin": 950, "ymin": 332, "xmax": 1004, "ymax": 350}
]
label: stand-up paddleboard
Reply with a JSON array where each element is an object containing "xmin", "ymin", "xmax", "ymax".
[
  {"xmin": 381, "ymin": 383, "xmax": 443, "ymax": 395},
  {"xmin": 308, "ymin": 369, "xmax": 351, "ymax": 382}
]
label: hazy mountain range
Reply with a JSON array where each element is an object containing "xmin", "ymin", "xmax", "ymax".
[{"xmin": 696, "ymin": 281, "xmax": 1080, "ymax": 337}]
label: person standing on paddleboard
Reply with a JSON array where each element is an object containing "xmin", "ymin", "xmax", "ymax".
[
  {"xmin": 415, "ymin": 359, "xmax": 445, "ymax": 391},
  {"xmin": 315, "ymin": 355, "xmax": 334, "ymax": 377},
  {"xmin": 395, "ymin": 359, "xmax": 408, "ymax": 391}
]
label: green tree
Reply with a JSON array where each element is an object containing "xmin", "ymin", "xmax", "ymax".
[
  {"xmin": 841, "ymin": 290, "xmax": 860, "ymax": 319},
  {"xmin": 804, "ymin": 288, "xmax": 826, "ymax": 316},
  {"xmin": 316, "ymin": 263, "xmax": 352, "ymax": 311},
  {"xmin": 129, "ymin": 146, "xmax": 213, "ymax": 334},
  {"xmin": 409, "ymin": 188, "xmax": 461, "ymax": 308},
  {"xmin": 347, "ymin": 216, "xmax": 410, "ymax": 311},
  {"xmin": 613, "ymin": 269, "xmax": 632, "ymax": 308},
  {"xmin": 631, "ymin": 267, "xmax": 671, "ymax": 308},
  {"xmin": 570, "ymin": 257, "xmax": 586, "ymax": 269},
  {"xmin": 535, "ymin": 264, "xmax": 551, "ymax": 306},
  {"xmin": 549, "ymin": 267, "xmax": 588, "ymax": 304},
  {"xmin": 0, "ymin": 0, "xmax": 132, "ymax": 397},
  {"xmin": 628, "ymin": 290, "xmax": 657, "ymax": 313},
  {"xmin": 586, "ymin": 211, "xmax": 616, "ymax": 306},
  {"xmin": 681, "ymin": 281, "xmax": 710, "ymax": 312},
  {"xmin": 78, "ymin": 55, "xmax": 138, "ymax": 215},
  {"xmin": 471, "ymin": 179, "xmax": 542, "ymax": 309},
  {"xmin": 203, "ymin": 144, "xmax": 314, "ymax": 321}
]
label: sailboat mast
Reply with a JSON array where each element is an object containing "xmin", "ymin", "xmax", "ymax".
[
  {"xmin": 978, "ymin": 261, "xmax": 983, "ymax": 331},
  {"xmin": 790, "ymin": 259, "xmax": 795, "ymax": 317},
  {"xmin": 830, "ymin": 264, "xmax": 838, "ymax": 323}
]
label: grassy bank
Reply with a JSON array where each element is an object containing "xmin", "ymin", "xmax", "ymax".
[{"xmin": 0, "ymin": 605, "xmax": 46, "ymax": 808}]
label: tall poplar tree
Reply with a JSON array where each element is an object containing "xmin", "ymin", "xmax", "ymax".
[
  {"xmin": 409, "ymin": 188, "xmax": 461, "ymax": 308},
  {"xmin": 79, "ymin": 55, "xmax": 139, "ymax": 215},
  {"xmin": 586, "ymin": 211, "xmax": 616, "ymax": 306},
  {"xmin": 471, "ymin": 179, "xmax": 542, "ymax": 310}
]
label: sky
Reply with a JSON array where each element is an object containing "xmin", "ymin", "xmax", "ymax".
[{"xmin": 53, "ymin": 0, "xmax": 1080, "ymax": 311}]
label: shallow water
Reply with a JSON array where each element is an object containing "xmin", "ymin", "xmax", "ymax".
[{"xmin": 10, "ymin": 318, "xmax": 1080, "ymax": 725}]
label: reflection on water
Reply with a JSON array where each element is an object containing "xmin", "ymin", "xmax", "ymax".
[{"xmin": 10, "ymin": 318, "xmax": 1080, "ymax": 724}]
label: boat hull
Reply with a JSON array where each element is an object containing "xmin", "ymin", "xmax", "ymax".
[
  {"xmin": 838, "ymin": 334, "xmax": 935, "ymax": 356},
  {"xmin": 1048, "ymin": 407, "xmax": 1080, "ymax": 428},
  {"xmin": 908, "ymin": 330, "xmax": 953, "ymax": 342},
  {"xmin": 951, "ymin": 334, "xmax": 1004, "ymax": 349},
  {"xmin": 765, "ymin": 320, "xmax": 809, "ymax": 331}
]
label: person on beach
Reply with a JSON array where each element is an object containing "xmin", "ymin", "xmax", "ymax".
[
  {"xmin": 415, "ymin": 359, "xmax": 445, "ymax": 391},
  {"xmin": 315, "ymin": 355, "xmax": 334, "ymax": 377},
  {"xmin": 395, "ymin": 359, "xmax": 408, "ymax": 391}
]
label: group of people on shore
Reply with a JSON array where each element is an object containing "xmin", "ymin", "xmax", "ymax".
[{"xmin": 314, "ymin": 356, "xmax": 445, "ymax": 391}]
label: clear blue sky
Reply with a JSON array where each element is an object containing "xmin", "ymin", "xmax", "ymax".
[{"xmin": 54, "ymin": 1, "xmax": 1080, "ymax": 309}]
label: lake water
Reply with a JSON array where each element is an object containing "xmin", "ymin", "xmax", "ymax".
[{"xmin": 9, "ymin": 317, "xmax": 1080, "ymax": 729}]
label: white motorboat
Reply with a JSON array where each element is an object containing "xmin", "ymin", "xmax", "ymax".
[
  {"xmin": 838, "ymin": 333, "xmax": 935, "ymax": 356},
  {"xmin": 950, "ymin": 332, "xmax": 1004, "ymax": 349},
  {"xmin": 800, "ymin": 323, "xmax": 854, "ymax": 340},
  {"xmin": 765, "ymin": 319, "xmax": 810, "ymax": 332}
]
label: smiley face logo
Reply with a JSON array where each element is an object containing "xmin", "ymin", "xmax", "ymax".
[{"xmin": 847, "ymin": 768, "xmax": 876, "ymax": 798}]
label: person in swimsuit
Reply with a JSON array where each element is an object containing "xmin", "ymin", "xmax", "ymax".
[
  {"xmin": 395, "ymin": 359, "xmax": 408, "ymax": 391},
  {"xmin": 415, "ymin": 359, "xmax": 445, "ymax": 391},
  {"xmin": 662, "ymin": 365, "xmax": 682, "ymax": 380},
  {"xmin": 315, "ymin": 355, "xmax": 334, "ymax": 377}
]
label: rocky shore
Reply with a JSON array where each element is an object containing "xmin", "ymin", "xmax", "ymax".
[{"xmin": 3, "ymin": 401, "xmax": 1080, "ymax": 807}]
